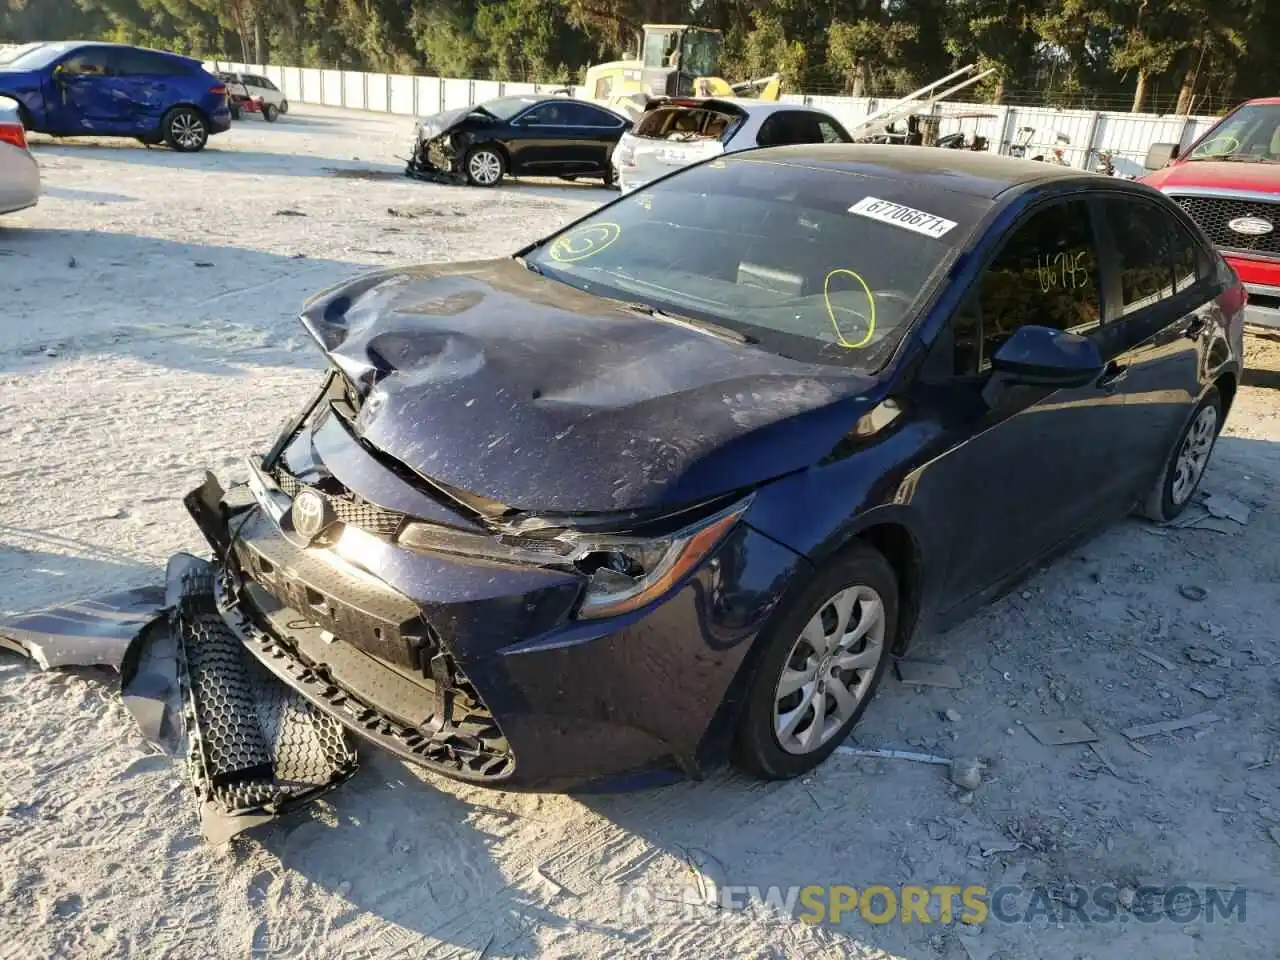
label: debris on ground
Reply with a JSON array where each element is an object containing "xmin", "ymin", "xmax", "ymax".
[
  {"xmin": 1123, "ymin": 712, "xmax": 1221, "ymax": 740},
  {"xmin": 835, "ymin": 745, "xmax": 952, "ymax": 766},
  {"xmin": 894, "ymin": 660, "xmax": 963, "ymax": 688},
  {"xmin": 949, "ymin": 758, "xmax": 984, "ymax": 791},
  {"xmin": 1204, "ymin": 493, "xmax": 1252, "ymax": 526},
  {"xmin": 942, "ymin": 708, "xmax": 962, "ymax": 723},
  {"xmin": 1137, "ymin": 649, "xmax": 1176, "ymax": 671},
  {"xmin": 1186, "ymin": 646, "xmax": 1222, "ymax": 664},
  {"xmin": 1189, "ymin": 680, "xmax": 1224, "ymax": 700},
  {"xmin": 1179, "ymin": 584, "xmax": 1208, "ymax": 602},
  {"xmin": 273, "ymin": 209, "xmax": 307, "ymax": 216},
  {"xmin": 1023, "ymin": 718, "xmax": 1100, "ymax": 746}
]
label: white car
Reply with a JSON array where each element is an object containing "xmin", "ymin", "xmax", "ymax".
[
  {"xmin": 612, "ymin": 98, "xmax": 852, "ymax": 193},
  {"xmin": 0, "ymin": 95, "xmax": 38, "ymax": 215},
  {"xmin": 221, "ymin": 71, "xmax": 288, "ymax": 121}
]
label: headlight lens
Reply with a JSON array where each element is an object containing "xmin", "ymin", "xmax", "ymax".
[
  {"xmin": 569, "ymin": 500, "xmax": 751, "ymax": 619},
  {"xmin": 397, "ymin": 497, "xmax": 752, "ymax": 619}
]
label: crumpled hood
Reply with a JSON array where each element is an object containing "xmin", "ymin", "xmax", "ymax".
[
  {"xmin": 415, "ymin": 105, "xmax": 482, "ymax": 141},
  {"xmin": 1141, "ymin": 160, "xmax": 1280, "ymax": 195},
  {"xmin": 300, "ymin": 260, "xmax": 876, "ymax": 514}
]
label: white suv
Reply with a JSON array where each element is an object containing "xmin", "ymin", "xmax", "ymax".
[{"xmin": 224, "ymin": 72, "xmax": 288, "ymax": 122}]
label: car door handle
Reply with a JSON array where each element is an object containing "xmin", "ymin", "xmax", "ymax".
[
  {"xmin": 1096, "ymin": 361, "xmax": 1128, "ymax": 391},
  {"xmin": 1182, "ymin": 316, "xmax": 1207, "ymax": 339}
]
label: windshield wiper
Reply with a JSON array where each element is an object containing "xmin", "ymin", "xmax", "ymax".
[
  {"xmin": 618, "ymin": 301, "xmax": 757, "ymax": 345},
  {"xmin": 1192, "ymin": 153, "xmax": 1277, "ymax": 163},
  {"xmin": 515, "ymin": 255, "xmax": 544, "ymax": 275}
]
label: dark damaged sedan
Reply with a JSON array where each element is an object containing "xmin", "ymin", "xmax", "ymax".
[
  {"xmin": 187, "ymin": 145, "xmax": 1244, "ymax": 791},
  {"xmin": 406, "ymin": 94, "xmax": 628, "ymax": 187}
]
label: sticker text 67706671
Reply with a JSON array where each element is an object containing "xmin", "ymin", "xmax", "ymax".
[{"xmin": 848, "ymin": 197, "xmax": 958, "ymax": 240}]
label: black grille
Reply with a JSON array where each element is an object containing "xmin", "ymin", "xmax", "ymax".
[
  {"xmin": 272, "ymin": 466, "xmax": 404, "ymax": 537},
  {"xmin": 1170, "ymin": 194, "xmax": 1280, "ymax": 258}
]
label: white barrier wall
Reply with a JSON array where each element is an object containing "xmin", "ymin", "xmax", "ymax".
[{"xmin": 208, "ymin": 58, "xmax": 1222, "ymax": 172}]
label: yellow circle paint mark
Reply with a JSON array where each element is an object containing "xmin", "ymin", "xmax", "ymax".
[
  {"xmin": 549, "ymin": 222, "xmax": 622, "ymax": 263},
  {"xmin": 824, "ymin": 268, "xmax": 876, "ymax": 349}
]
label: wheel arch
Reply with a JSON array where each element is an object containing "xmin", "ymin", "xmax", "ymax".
[
  {"xmin": 1214, "ymin": 370, "xmax": 1237, "ymax": 420},
  {"xmin": 162, "ymin": 102, "xmax": 212, "ymax": 126},
  {"xmin": 850, "ymin": 519, "xmax": 924, "ymax": 656}
]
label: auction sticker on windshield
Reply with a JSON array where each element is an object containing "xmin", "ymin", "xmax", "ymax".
[{"xmin": 849, "ymin": 197, "xmax": 958, "ymax": 240}]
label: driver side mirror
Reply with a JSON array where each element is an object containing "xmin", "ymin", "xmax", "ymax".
[
  {"xmin": 990, "ymin": 325, "xmax": 1103, "ymax": 388},
  {"xmin": 1144, "ymin": 142, "xmax": 1179, "ymax": 170}
]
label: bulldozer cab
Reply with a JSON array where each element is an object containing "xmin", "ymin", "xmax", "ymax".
[{"xmin": 640, "ymin": 24, "xmax": 722, "ymax": 97}]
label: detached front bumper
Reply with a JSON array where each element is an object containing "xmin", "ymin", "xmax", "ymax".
[{"xmin": 183, "ymin": 460, "xmax": 806, "ymax": 792}]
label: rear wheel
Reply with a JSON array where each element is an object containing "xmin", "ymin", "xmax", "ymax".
[
  {"xmin": 733, "ymin": 544, "xmax": 896, "ymax": 779},
  {"xmin": 162, "ymin": 107, "xmax": 208, "ymax": 152},
  {"xmin": 263, "ymin": 103, "xmax": 280, "ymax": 123},
  {"xmin": 464, "ymin": 145, "xmax": 505, "ymax": 187},
  {"xmin": 229, "ymin": 104, "xmax": 242, "ymax": 121},
  {"xmin": 1140, "ymin": 388, "xmax": 1222, "ymax": 522}
]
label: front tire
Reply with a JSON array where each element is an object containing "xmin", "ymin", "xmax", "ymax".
[
  {"xmin": 162, "ymin": 107, "xmax": 209, "ymax": 152},
  {"xmin": 733, "ymin": 543, "xmax": 897, "ymax": 779},
  {"xmin": 1140, "ymin": 388, "xmax": 1222, "ymax": 523},
  {"xmin": 464, "ymin": 145, "xmax": 505, "ymax": 187},
  {"xmin": 263, "ymin": 103, "xmax": 279, "ymax": 123},
  {"xmin": 278, "ymin": 100, "xmax": 289, "ymax": 114},
  {"xmin": 229, "ymin": 104, "xmax": 242, "ymax": 121}
]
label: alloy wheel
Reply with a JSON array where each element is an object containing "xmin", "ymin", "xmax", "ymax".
[
  {"xmin": 172, "ymin": 113, "xmax": 206, "ymax": 150},
  {"xmin": 1171, "ymin": 405, "xmax": 1218, "ymax": 505},
  {"xmin": 468, "ymin": 150, "xmax": 502, "ymax": 185},
  {"xmin": 772, "ymin": 584, "xmax": 886, "ymax": 755}
]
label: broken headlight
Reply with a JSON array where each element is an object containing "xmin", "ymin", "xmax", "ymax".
[
  {"xmin": 567, "ymin": 498, "xmax": 752, "ymax": 620},
  {"xmin": 396, "ymin": 497, "xmax": 752, "ymax": 619}
]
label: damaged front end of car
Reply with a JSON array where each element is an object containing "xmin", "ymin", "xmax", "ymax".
[{"xmin": 404, "ymin": 109, "xmax": 480, "ymax": 184}]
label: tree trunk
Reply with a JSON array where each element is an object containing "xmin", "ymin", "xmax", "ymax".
[
  {"xmin": 253, "ymin": 17, "xmax": 264, "ymax": 65},
  {"xmin": 1131, "ymin": 69, "xmax": 1148, "ymax": 113},
  {"xmin": 1176, "ymin": 37, "xmax": 1205, "ymax": 115}
]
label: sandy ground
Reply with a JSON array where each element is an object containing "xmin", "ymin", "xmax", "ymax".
[{"xmin": 1, "ymin": 105, "xmax": 1278, "ymax": 960}]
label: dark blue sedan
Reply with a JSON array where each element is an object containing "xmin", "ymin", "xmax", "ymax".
[
  {"xmin": 182, "ymin": 145, "xmax": 1244, "ymax": 791},
  {"xmin": 0, "ymin": 41, "xmax": 231, "ymax": 151}
]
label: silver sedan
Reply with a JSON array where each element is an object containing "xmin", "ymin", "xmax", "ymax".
[{"xmin": 0, "ymin": 95, "xmax": 39, "ymax": 215}]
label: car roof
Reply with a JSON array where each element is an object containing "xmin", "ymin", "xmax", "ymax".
[
  {"xmin": 740, "ymin": 143, "xmax": 1112, "ymax": 199},
  {"xmin": 36, "ymin": 40, "xmax": 196, "ymax": 60},
  {"xmin": 1240, "ymin": 97, "xmax": 1280, "ymax": 107},
  {"xmin": 650, "ymin": 98, "xmax": 826, "ymax": 117}
]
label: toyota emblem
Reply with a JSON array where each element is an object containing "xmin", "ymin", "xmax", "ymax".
[
  {"xmin": 290, "ymin": 489, "xmax": 334, "ymax": 543},
  {"xmin": 1227, "ymin": 216, "xmax": 1274, "ymax": 237}
]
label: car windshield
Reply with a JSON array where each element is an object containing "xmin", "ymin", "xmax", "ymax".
[
  {"xmin": 1187, "ymin": 103, "xmax": 1280, "ymax": 162},
  {"xmin": 477, "ymin": 96, "xmax": 539, "ymax": 120},
  {"xmin": 526, "ymin": 155, "xmax": 988, "ymax": 369},
  {"xmin": 0, "ymin": 42, "xmax": 74, "ymax": 69}
]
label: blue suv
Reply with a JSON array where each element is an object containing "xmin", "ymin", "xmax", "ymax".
[{"xmin": 0, "ymin": 41, "xmax": 231, "ymax": 152}]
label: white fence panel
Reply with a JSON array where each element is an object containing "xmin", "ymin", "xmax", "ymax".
[
  {"xmin": 505, "ymin": 82, "xmax": 539, "ymax": 97},
  {"xmin": 474, "ymin": 80, "xmax": 502, "ymax": 102},
  {"xmin": 442, "ymin": 78, "xmax": 473, "ymax": 110},
  {"xmin": 301, "ymin": 68, "xmax": 323, "ymax": 103},
  {"xmin": 415, "ymin": 76, "xmax": 442, "ymax": 114},
  {"xmin": 366, "ymin": 73, "xmax": 390, "ymax": 113},
  {"xmin": 389, "ymin": 75, "xmax": 416, "ymax": 115},
  {"xmin": 321, "ymin": 70, "xmax": 343, "ymax": 106},
  {"xmin": 342, "ymin": 71, "xmax": 366, "ymax": 110}
]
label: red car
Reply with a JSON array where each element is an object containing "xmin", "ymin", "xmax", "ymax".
[{"xmin": 1141, "ymin": 97, "xmax": 1280, "ymax": 328}]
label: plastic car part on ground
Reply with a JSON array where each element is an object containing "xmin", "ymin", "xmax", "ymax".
[{"xmin": 0, "ymin": 553, "xmax": 358, "ymax": 844}]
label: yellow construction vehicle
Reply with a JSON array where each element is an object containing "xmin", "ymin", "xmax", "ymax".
[{"xmin": 581, "ymin": 24, "xmax": 781, "ymax": 111}]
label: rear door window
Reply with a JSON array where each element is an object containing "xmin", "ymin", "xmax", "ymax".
[
  {"xmin": 563, "ymin": 102, "xmax": 623, "ymax": 128},
  {"xmin": 757, "ymin": 111, "xmax": 851, "ymax": 147},
  {"xmin": 117, "ymin": 50, "xmax": 184, "ymax": 76},
  {"xmin": 1100, "ymin": 199, "xmax": 1175, "ymax": 314}
]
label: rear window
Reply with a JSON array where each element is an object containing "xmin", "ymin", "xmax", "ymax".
[
  {"xmin": 635, "ymin": 105, "xmax": 741, "ymax": 143},
  {"xmin": 527, "ymin": 156, "xmax": 988, "ymax": 369}
]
